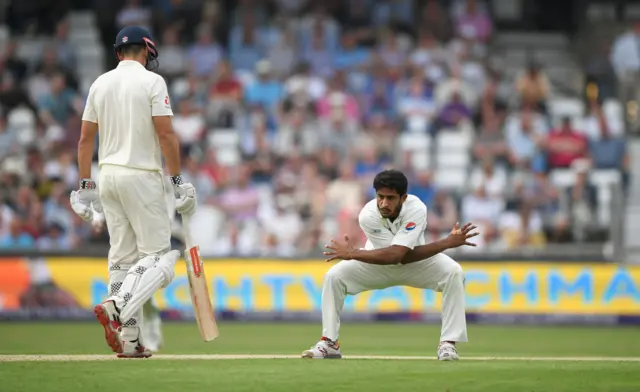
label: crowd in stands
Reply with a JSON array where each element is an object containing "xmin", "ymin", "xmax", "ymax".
[{"xmin": 0, "ymin": 0, "xmax": 630, "ymax": 257}]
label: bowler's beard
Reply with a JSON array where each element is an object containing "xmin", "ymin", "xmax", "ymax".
[{"xmin": 379, "ymin": 203, "xmax": 402, "ymax": 221}]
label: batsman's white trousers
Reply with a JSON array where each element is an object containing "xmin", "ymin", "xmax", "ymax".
[
  {"xmin": 322, "ymin": 253, "xmax": 468, "ymax": 343},
  {"xmin": 98, "ymin": 164, "xmax": 172, "ymax": 265}
]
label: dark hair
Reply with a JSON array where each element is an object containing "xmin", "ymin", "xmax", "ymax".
[
  {"xmin": 373, "ymin": 170, "xmax": 408, "ymax": 196},
  {"xmin": 117, "ymin": 44, "xmax": 146, "ymax": 57}
]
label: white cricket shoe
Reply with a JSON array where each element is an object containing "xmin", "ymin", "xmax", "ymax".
[
  {"xmin": 437, "ymin": 342, "xmax": 459, "ymax": 361},
  {"xmin": 118, "ymin": 327, "xmax": 152, "ymax": 359},
  {"xmin": 301, "ymin": 338, "xmax": 342, "ymax": 359},
  {"xmin": 93, "ymin": 299, "xmax": 123, "ymax": 353}
]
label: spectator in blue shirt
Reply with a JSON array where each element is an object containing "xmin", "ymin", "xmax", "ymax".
[
  {"xmin": 187, "ymin": 24, "xmax": 223, "ymax": 77},
  {"xmin": 245, "ymin": 60, "xmax": 285, "ymax": 122},
  {"xmin": 229, "ymin": 13, "xmax": 265, "ymax": 71},
  {"xmin": 37, "ymin": 73, "xmax": 82, "ymax": 127},
  {"xmin": 334, "ymin": 31, "xmax": 371, "ymax": 71},
  {"xmin": 0, "ymin": 217, "xmax": 35, "ymax": 249},
  {"xmin": 411, "ymin": 170, "xmax": 436, "ymax": 208}
]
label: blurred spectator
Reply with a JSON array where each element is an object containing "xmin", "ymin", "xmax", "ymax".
[
  {"xmin": 410, "ymin": 29, "xmax": 447, "ymax": 69},
  {"xmin": 435, "ymin": 63, "xmax": 477, "ymax": 113},
  {"xmin": 568, "ymin": 161, "xmax": 598, "ymax": 242},
  {"xmin": 545, "ymin": 117, "xmax": 588, "ymax": 169},
  {"xmin": 397, "ymin": 76, "xmax": 437, "ymax": 133},
  {"xmin": 216, "ymin": 164, "xmax": 261, "ymax": 224},
  {"xmin": 325, "ymin": 161, "xmax": 365, "ymax": 215},
  {"xmin": 259, "ymin": 196, "xmax": 303, "ymax": 257},
  {"xmin": 173, "ymin": 98, "xmax": 206, "ymax": 151},
  {"xmin": 2, "ymin": 41, "xmax": 28, "ymax": 84},
  {"xmin": 182, "ymin": 156, "xmax": 216, "ymax": 204},
  {"xmin": 453, "ymin": 0, "xmax": 492, "ymax": 43},
  {"xmin": 498, "ymin": 201, "xmax": 547, "ymax": 250},
  {"xmin": 36, "ymin": 73, "xmax": 83, "ymax": 127},
  {"xmin": 426, "ymin": 190, "xmax": 458, "ymax": 240},
  {"xmin": 299, "ymin": 6, "xmax": 340, "ymax": 53},
  {"xmin": 304, "ymin": 24, "xmax": 336, "ymax": 78},
  {"xmin": 52, "ymin": 19, "xmax": 76, "ymax": 70},
  {"xmin": 421, "ymin": 0, "xmax": 452, "ymax": 42},
  {"xmin": 371, "ymin": 0, "xmax": 414, "ymax": 29},
  {"xmin": 516, "ymin": 62, "xmax": 550, "ymax": 111},
  {"xmin": 245, "ymin": 60, "xmax": 285, "ymax": 122},
  {"xmin": 585, "ymin": 100, "xmax": 628, "ymax": 173},
  {"xmin": 473, "ymin": 113, "xmax": 509, "ymax": 165},
  {"xmin": 273, "ymin": 109, "xmax": 319, "ymax": 157},
  {"xmin": 116, "ymin": 0, "xmax": 152, "ymax": 31},
  {"xmin": 505, "ymin": 108, "xmax": 548, "ymax": 170},
  {"xmin": 610, "ymin": 22, "xmax": 640, "ymax": 104},
  {"xmin": 285, "ymin": 62, "xmax": 327, "ymax": 101},
  {"xmin": 334, "ymin": 31, "xmax": 371, "ymax": 71},
  {"xmin": 410, "ymin": 170, "xmax": 436, "ymax": 207},
  {"xmin": 377, "ymin": 29, "xmax": 407, "ymax": 68},
  {"xmin": 469, "ymin": 157, "xmax": 508, "ymax": 200},
  {"xmin": 187, "ymin": 23, "xmax": 223, "ymax": 78},
  {"xmin": 229, "ymin": 12, "xmax": 264, "ymax": 71},
  {"xmin": 36, "ymin": 222, "xmax": 72, "ymax": 250},
  {"xmin": 208, "ymin": 60, "xmax": 243, "ymax": 128},
  {"xmin": 435, "ymin": 90, "xmax": 473, "ymax": 132},
  {"xmin": 266, "ymin": 23, "xmax": 298, "ymax": 79},
  {"xmin": 461, "ymin": 185, "xmax": 503, "ymax": 248},
  {"xmin": 158, "ymin": 26, "xmax": 188, "ymax": 80},
  {"xmin": 0, "ymin": 217, "xmax": 35, "ymax": 248}
]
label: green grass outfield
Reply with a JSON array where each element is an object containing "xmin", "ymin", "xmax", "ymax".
[{"xmin": 1, "ymin": 322, "xmax": 639, "ymax": 391}]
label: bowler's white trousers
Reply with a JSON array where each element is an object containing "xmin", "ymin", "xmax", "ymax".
[
  {"xmin": 99, "ymin": 164, "xmax": 172, "ymax": 329},
  {"xmin": 322, "ymin": 253, "xmax": 468, "ymax": 343}
]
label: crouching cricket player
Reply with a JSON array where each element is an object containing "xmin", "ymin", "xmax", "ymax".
[
  {"xmin": 70, "ymin": 26, "xmax": 197, "ymax": 358},
  {"xmin": 302, "ymin": 170, "xmax": 478, "ymax": 361}
]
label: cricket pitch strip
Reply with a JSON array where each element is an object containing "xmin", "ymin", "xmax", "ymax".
[{"xmin": 1, "ymin": 354, "xmax": 640, "ymax": 362}]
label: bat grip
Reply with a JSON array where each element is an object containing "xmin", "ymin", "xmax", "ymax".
[{"xmin": 181, "ymin": 213, "xmax": 193, "ymax": 250}]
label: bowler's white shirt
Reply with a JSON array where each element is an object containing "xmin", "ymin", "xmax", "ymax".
[
  {"xmin": 82, "ymin": 60, "xmax": 173, "ymax": 172},
  {"xmin": 358, "ymin": 194, "xmax": 427, "ymax": 251}
]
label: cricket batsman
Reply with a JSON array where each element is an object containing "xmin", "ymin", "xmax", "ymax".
[
  {"xmin": 69, "ymin": 26, "xmax": 197, "ymax": 358},
  {"xmin": 302, "ymin": 170, "xmax": 478, "ymax": 361}
]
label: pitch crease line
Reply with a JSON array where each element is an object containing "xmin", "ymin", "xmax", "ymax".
[{"xmin": 1, "ymin": 354, "xmax": 640, "ymax": 362}]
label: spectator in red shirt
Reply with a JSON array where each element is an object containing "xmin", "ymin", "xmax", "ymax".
[
  {"xmin": 210, "ymin": 60, "xmax": 243, "ymax": 102},
  {"xmin": 545, "ymin": 117, "xmax": 588, "ymax": 169}
]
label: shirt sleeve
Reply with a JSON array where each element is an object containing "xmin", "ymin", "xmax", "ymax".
[
  {"xmin": 391, "ymin": 204, "xmax": 427, "ymax": 249},
  {"xmin": 150, "ymin": 76, "xmax": 174, "ymax": 117},
  {"xmin": 82, "ymin": 84, "xmax": 98, "ymax": 123}
]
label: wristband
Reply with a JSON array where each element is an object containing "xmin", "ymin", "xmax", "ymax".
[
  {"xmin": 79, "ymin": 179, "xmax": 96, "ymax": 190},
  {"xmin": 170, "ymin": 175, "xmax": 183, "ymax": 186}
]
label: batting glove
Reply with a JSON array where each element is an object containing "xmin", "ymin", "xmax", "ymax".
[
  {"xmin": 170, "ymin": 175, "xmax": 197, "ymax": 217},
  {"xmin": 70, "ymin": 179, "xmax": 103, "ymax": 223}
]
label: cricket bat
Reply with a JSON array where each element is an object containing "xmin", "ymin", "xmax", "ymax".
[{"xmin": 182, "ymin": 214, "xmax": 219, "ymax": 341}]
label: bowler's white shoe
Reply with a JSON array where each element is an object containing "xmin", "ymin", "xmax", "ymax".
[
  {"xmin": 437, "ymin": 342, "xmax": 459, "ymax": 361},
  {"xmin": 301, "ymin": 338, "xmax": 342, "ymax": 359},
  {"xmin": 118, "ymin": 327, "xmax": 152, "ymax": 359}
]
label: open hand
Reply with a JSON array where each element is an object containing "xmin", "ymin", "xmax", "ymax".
[
  {"xmin": 445, "ymin": 222, "xmax": 479, "ymax": 248},
  {"xmin": 324, "ymin": 234, "xmax": 356, "ymax": 262}
]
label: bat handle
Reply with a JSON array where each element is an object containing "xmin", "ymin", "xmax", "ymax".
[{"xmin": 181, "ymin": 213, "xmax": 193, "ymax": 250}]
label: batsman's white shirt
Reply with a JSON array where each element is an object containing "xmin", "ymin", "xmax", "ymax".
[
  {"xmin": 320, "ymin": 194, "xmax": 468, "ymax": 343},
  {"xmin": 83, "ymin": 60, "xmax": 173, "ymax": 172},
  {"xmin": 82, "ymin": 60, "xmax": 173, "ymax": 265},
  {"xmin": 358, "ymin": 194, "xmax": 428, "ymax": 252}
]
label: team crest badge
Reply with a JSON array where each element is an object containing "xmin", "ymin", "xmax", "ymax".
[{"xmin": 122, "ymin": 36, "xmax": 128, "ymax": 43}]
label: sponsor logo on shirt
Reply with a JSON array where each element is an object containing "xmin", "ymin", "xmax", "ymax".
[
  {"xmin": 404, "ymin": 222, "xmax": 416, "ymax": 231},
  {"xmin": 164, "ymin": 95, "xmax": 170, "ymax": 108}
]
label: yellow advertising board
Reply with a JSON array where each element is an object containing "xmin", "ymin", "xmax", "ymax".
[{"xmin": 24, "ymin": 259, "xmax": 639, "ymax": 315}]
